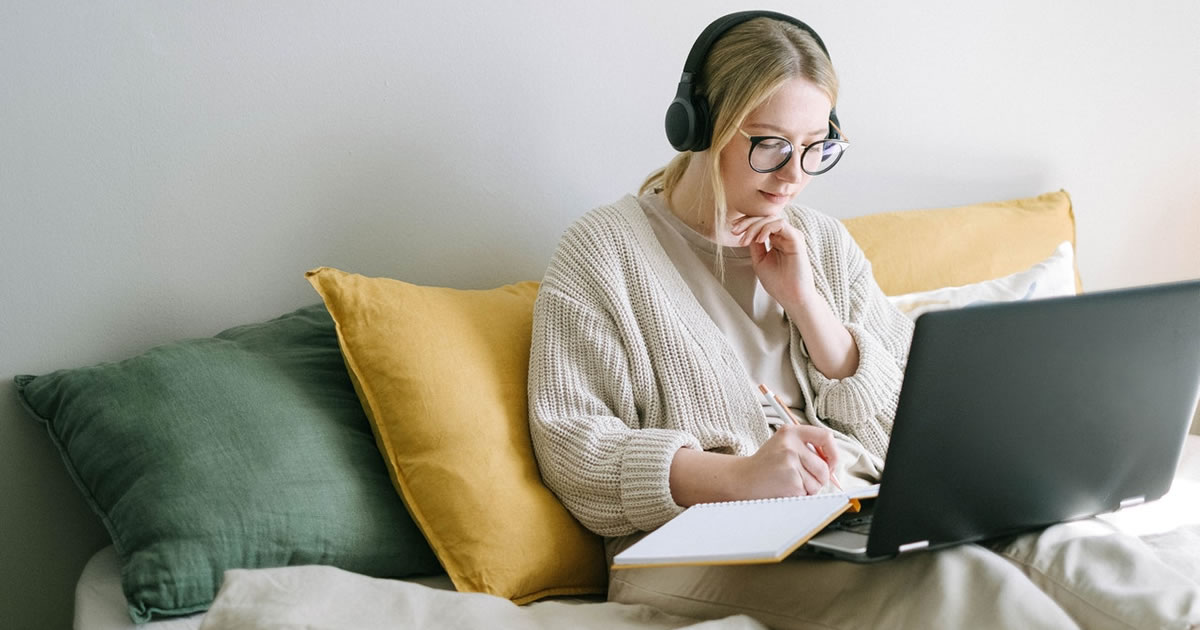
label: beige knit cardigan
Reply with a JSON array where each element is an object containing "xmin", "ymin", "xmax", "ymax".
[{"xmin": 527, "ymin": 195, "xmax": 914, "ymax": 536}]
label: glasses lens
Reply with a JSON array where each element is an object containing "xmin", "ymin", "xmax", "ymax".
[
  {"xmin": 801, "ymin": 141, "xmax": 846, "ymax": 175},
  {"xmin": 749, "ymin": 137, "xmax": 792, "ymax": 173}
]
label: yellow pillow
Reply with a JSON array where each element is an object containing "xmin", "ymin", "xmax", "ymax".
[
  {"xmin": 842, "ymin": 190, "xmax": 1081, "ymax": 296},
  {"xmin": 306, "ymin": 267, "xmax": 607, "ymax": 604}
]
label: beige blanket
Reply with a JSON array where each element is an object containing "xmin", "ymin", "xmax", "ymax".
[
  {"xmin": 199, "ymin": 438, "xmax": 1200, "ymax": 629},
  {"xmin": 198, "ymin": 565, "xmax": 767, "ymax": 630}
]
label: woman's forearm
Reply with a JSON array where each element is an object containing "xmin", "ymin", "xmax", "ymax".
[
  {"xmin": 783, "ymin": 287, "xmax": 859, "ymax": 380},
  {"xmin": 668, "ymin": 447, "xmax": 743, "ymax": 507}
]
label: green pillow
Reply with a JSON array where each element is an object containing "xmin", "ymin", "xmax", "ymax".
[{"xmin": 14, "ymin": 304, "xmax": 442, "ymax": 623}]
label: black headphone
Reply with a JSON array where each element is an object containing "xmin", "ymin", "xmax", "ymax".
[{"xmin": 664, "ymin": 10, "xmax": 841, "ymax": 153}]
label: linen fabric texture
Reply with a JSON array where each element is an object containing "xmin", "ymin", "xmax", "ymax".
[
  {"xmin": 305, "ymin": 267, "xmax": 608, "ymax": 605},
  {"xmin": 607, "ymin": 518, "xmax": 1200, "ymax": 630},
  {"xmin": 14, "ymin": 304, "xmax": 442, "ymax": 623},
  {"xmin": 888, "ymin": 240, "xmax": 1078, "ymax": 319},
  {"xmin": 842, "ymin": 189, "xmax": 1079, "ymax": 296},
  {"xmin": 198, "ymin": 563, "xmax": 768, "ymax": 630}
]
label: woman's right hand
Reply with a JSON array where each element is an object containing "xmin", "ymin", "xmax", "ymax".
[{"xmin": 734, "ymin": 424, "xmax": 839, "ymax": 499}]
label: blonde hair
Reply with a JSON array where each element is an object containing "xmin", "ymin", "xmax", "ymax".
[{"xmin": 640, "ymin": 17, "xmax": 839, "ymax": 238}]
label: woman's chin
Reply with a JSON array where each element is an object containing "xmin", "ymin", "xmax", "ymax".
[{"xmin": 737, "ymin": 196, "xmax": 789, "ymax": 217}]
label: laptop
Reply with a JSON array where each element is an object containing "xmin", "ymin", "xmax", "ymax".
[{"xmin": 805, "ymin": 278, "xmax": 1200, "ymax": 562}]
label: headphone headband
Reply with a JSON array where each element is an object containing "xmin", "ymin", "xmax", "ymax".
[
  {"xmin": 679, "ymin": 10, "xmax": 832, "ymax": 83},
  {"xmin": 665, "ymin": 10, "xmax": 841, "ymax": 152}
]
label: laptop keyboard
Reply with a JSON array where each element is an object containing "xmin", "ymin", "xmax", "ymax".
[
  {"xmin": 836, "ymin": 516, "xmax": 873, "ymax": 535},
  {"xmin": 830, "ymin": 503, "xmax": 875, "ymax": 535}
]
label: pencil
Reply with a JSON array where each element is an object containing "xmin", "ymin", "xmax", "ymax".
[{"xmin": 757, "ymin": 383, "xmax": 843, "ymax": 492}]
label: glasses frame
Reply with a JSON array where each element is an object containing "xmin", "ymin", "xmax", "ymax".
[{"xmin": 737, "ymin": 127, "xmax": 850, "ymax": 176}]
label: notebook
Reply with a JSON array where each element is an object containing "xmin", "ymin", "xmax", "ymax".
[
  {"xmin": 613, "ymin": 278, "xmax": 1200, "ymax": 568},
  {"xmin": 612, "ymin": 485, "xmax": 880, "ymax": 569}
]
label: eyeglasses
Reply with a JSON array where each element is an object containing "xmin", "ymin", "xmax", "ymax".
[{"xmin": 737, "ymin": 127, "xmax": 850, "ymax": 175}]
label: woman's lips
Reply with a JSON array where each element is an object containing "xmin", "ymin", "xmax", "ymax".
[{"xmin": 759, "ymin": 190, "xmax": 788, "ymax": 203}]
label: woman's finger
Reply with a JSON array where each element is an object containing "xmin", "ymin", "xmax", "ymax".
[
  {"xmin": 814, "ymin": 441, "xmax": 839, "ymax": 474},
  {"xmin": 805, "ymin": 430, "xmax": 839, "ymax": 472},
  {"xmin": 759, "ymin": 223, "xmax": 775, "ymax": 245},
  {"xmin": 796, "ymin": 446, "xmax": 831, "ymax": 490},
  {"xmin": 745, "ymin": 217, "xmax": 784, "ymax": 246}
]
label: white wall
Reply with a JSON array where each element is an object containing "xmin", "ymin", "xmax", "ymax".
[{"xmin": 2, "ymin": 1, "xmax": 1198, "ymax": 626}]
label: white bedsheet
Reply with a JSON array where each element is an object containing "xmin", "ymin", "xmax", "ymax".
[
  {"xmin": 198, "ymin": 564, "xmax": 767, "ymax": 630},
  {"xmin": 74, "ymin": 546, "xmax": 205, "ymax": 630},
  {"xmin": 77, "ymin": 435, "xmax": 1200, "ymax": 630}
]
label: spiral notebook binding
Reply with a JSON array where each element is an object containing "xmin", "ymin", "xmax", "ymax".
[{"xmin": 693, "ymin": 493, "xmax": 843, "ymax": 508}]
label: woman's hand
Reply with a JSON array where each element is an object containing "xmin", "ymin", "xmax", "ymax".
[
  {"xmin": 733, "ymin": 423, "xmax": 839, "ymax": 499},
  {"xmin": 668, "ymin": 424, "xmax": 840, "ymax": 507},
  {"xmin": 731, "ymin": 213, "xmax": 816, "ymax": 311},
  {"xmin": 730, "ymin": 212, "xmax": 861, "ymax": 380}
]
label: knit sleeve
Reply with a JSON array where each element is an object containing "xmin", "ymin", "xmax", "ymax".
[
  {"xmin": 801, "ymin": 216, "xmax": 914, "ymax": 459},
  {"xmin": 527, "ymin": 280, "xmax": 700, "ymax": 537}
]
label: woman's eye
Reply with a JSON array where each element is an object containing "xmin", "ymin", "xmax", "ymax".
[{"xmin": 759, "ymin": 138, "xmax": 789, "ymax": 151}]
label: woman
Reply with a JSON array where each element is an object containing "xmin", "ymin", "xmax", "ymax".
[{"xmin": 528, "ymin": 11, "xmax": 1197, "ymax": 629}]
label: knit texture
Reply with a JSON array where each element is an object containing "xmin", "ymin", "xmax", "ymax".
[{"xmin": 528, "ymin": 195, "xmax": 914, "ymax": 536}]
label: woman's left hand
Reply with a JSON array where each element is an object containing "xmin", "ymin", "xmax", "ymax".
[{"xmin": 731, "ymin": 213, "xmax": 816, "ymax": 310}]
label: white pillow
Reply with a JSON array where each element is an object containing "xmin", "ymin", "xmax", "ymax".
[{"xmin": 888, "ymin": 241, "xmax": 1077, "ymax": 320}]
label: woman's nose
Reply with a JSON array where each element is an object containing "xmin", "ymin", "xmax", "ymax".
[{"xmin": 774, "ymin": 154, "xmax": 805, "ymax": 183}]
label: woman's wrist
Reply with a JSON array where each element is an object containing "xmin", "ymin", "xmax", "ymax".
[
  {"xmin": 779, "ymin": 283, "xmax": 821, "ymax": 317},
  {"xmin": 669, "ymin": 447, "xmax": 743, "ymax": 507},
  {"xmin": 780, "ymin": 281, "xmax": 828, "ymax": 331}
]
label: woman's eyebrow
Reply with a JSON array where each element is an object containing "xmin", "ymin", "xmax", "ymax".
[{"xmin": 745, "ymin": 122, "xmax": 829, "ymax": 139}]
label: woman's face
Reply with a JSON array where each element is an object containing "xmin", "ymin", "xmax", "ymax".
[{"xmin": 718, "ymin": 77, "xmax": 833, "ymax": 221}]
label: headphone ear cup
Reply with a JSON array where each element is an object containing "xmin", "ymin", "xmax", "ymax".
[
  {"xmin": 665, "ymin": 96, "xmax": 697, "ymax": 152},
  {"xmin": 664, "ymin": 93, "xmax": 712, "ymax": 152},
  {"xmin": 690, "ymin": 95, "xmax": 711, "ymax": 152}
]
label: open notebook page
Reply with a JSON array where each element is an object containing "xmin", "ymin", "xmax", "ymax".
[{"xmin": 613, "ymin": 492, "xmax": 855, "ymax": 568}]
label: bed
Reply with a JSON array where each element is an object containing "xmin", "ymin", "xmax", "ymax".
[
  {"xmin": 75, "ymin": 436, "xmax": 1200, "ymax": 629},
  {"xmin": 15, "ymin": 190, "xmax": 1200, "ymax": 629}
]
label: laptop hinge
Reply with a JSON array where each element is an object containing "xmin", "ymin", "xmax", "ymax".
[
  {"xmin": 1118, "ymin": 496, "xmax": 1146, "ymax": 509},
  {"xmin": 898, "ymin": 540, "xmax": 930, "ymax": 553}
]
